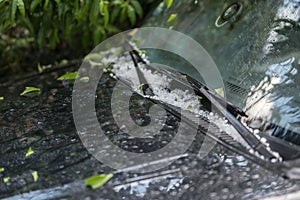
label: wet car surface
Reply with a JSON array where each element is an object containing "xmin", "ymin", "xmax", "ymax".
[
  {"xmin": 1, "ymin": 0, "xmax": 300, "ymax": 199},
  {"xmin": 0, "ymin": 64, "xmax": 299, "ymax": 200}
]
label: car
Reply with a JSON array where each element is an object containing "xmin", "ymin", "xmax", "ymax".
[{"xmin": 1, "ymin": 0, "xmax": 300, "ymax": 199}]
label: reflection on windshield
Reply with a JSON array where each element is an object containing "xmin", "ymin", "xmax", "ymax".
[
  {"xmin": 246, "ymin": 0, "xmax": 300, "ymax": 143},
  {"xmin": 144, "ymin": 0, "xmax": 300, "ymax": 144}
]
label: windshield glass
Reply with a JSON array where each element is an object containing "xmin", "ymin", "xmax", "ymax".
[{"xmin": 142, "ymin": 0, "xmax": 300, "ymax": 144}]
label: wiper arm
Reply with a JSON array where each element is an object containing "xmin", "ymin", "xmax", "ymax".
[{"xmin": 129, "ymin": 51, "xmax": 154, "ymax": 96}]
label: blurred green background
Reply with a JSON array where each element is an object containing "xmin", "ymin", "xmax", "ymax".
[{"xmin": 0, "ymin": 0, "xmax": 163, "ymax": 77}]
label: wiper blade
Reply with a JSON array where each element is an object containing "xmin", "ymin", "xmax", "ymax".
[
  {"xmin": 197, "ymin": 85, "xmax": 277, "ymax": 160},
  {"xmin": 128, "ymin": 48, "xmax": 279, "ymax": 162},
  {"xmin": 130, "ymin": 49, "xmax": 247, "ymax": 117}
]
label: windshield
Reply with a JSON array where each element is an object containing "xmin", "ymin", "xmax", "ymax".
[{"xmin": 142, "ymin": 0, "xmax": 300, "ymax": 145}]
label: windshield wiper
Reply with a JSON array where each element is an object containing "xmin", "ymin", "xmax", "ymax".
[{"xmin": 128, "ymin": 48, "xmax": 279, "ymax": 162}]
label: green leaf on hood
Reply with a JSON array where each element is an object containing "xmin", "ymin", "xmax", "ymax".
[
  {"xmin": 186, "ymin": 105, "xmax": 192, "ymax": 110},
  {"xmin": 20, "ymin": 87, "xmax": 41, "ymax": 97},
  {"xmin": 57, "ymin": 72, "xmax": 78, "ymax": 81},
  {"xmin": 32, "ymin": 171, "xmax": 38, "ymax": 182},
  {"xmin": 25, "ymin": 147, "xmax": 35, "ymax": 157},
  {"xmin": 85, "ymin": 174, "xmax": 113, "ymax": 189},
  {"xmin": 3, "ymin": 177, "xmax": 10, "ymax": 183}
]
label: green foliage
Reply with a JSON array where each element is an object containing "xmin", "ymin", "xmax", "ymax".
[
  {"xmin": 25, "ymin": 147, "xmax": 35, "ymax": 157},
  {"xmin": 16, "ymin": 0, "xmax": 25, "ymax": 16},
  {"xmin": 20, "ymin": 87, "xmax": 41, "ymax": 97},
  {"xmin": 164, "ymin": 0, "xmax": 173, "ymax": 9},
  {"xmin": 57, "ymin": 72, "xmax": 78, "ymax": 81},
  {"xmin": 167, "ymin": 13, "xmax": 177, "ymax": 23},
  {"xmin": 3, "ymin": 177, "xmax": 10, "ymax": 183},
  {"xmin": 0, "ymin": 0, "xmax": 146, "ymax": 48},
  {"xmin": 186, "ymin": 105, "xmax": 192, "ymax": 110},
  {"xmin": 215, "ymin": 88, "xmax": 225, "ymax": 97},
  {"xmin": 0, "ymin": 0, "xmax": 156, "ymax": 76},
  {"xmin": 32, "ymin": 171, "xmax": 38, "ymax": 182},
  {"xmin": 85, "ymin": 174, "xmax": 113, "ymax": 189}
]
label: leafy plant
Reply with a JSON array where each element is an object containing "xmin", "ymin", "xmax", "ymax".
[
  {"xmin": 1, "ymin": 0, "xmax": 147, "ymax": 48},
  {"xmin": 0, "ymin": 0, "xmax": 158, "ymax": 76}
]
